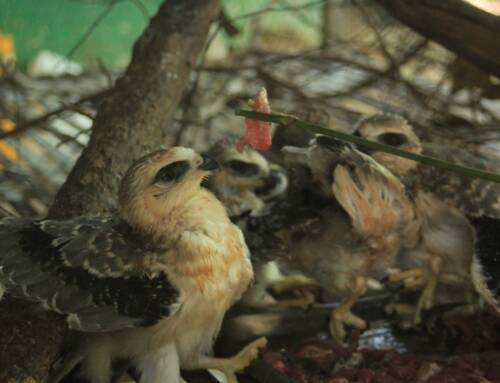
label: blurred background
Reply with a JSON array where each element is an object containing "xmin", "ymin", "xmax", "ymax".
[{"xmin": 1, "ymin": 0, "xmax": 499, "ymax": 217}]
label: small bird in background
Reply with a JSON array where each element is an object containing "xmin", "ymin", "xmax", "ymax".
[
  {"xmin": 205, "ymin": 139, "xmax": 317, "ymax": 308},
  {"xmin": 386, "ymin": 190, "xmax": 478, "ymax": 325},
  {"xmin": 354, "ymin": 113, "xmax": 500, "ymax": 219},
  {"xmin": 265, "ymin": 136, "xmax": 418, "ymax": 339},
  {"xmin": 204, "ymin": 139, "xmax": 287, "ymax": 218},
  {"xmin": 354, "ymin": 113, "xmax": 500, "ymax": 323},
  {"xmin": 0, "ymin": 147, "xmax": 266, "ymax": 383}
]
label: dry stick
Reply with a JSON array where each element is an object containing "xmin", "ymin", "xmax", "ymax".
[
  {"xmin": 234, "ymin": 109, "xmax": 500, "ymax": 183},
  {"xmin": 0, "ymin": 88, "xmax": 111, "ymax": 140}
]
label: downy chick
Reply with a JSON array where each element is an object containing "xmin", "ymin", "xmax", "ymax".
[{"xmin": 0, "ymin": 147, "xmax": 266, "ymax": 383}]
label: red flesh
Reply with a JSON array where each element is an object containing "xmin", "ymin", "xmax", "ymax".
[{"xmin": 237, "ymin": 87, "xmax": 272, "ymax": 152}]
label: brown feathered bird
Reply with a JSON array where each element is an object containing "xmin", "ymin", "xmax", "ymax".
[
  {"xmin": 261, "ymin": 136, "xmax": 419, "ymax": 339},
  {"xmin": 205, "ymin": 139, "xmax": 317, "ymax": 308},
  {"xmin": 0, "ymin": 147, "xmax": 266, "ymax": 383},
  {"xmin": 354, "ymin": 113, "xmax": 500, "ymax": 322}
]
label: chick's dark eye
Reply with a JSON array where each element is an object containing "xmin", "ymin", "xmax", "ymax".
[
  {"xmin": 225, "ymin": 160, "xmax": 260, "ymax": 177},
  {"xmin": 376, "ymin": 132, "xmax": 408, "ymax": 147},
  {"xmin": 154, "ymin": 161, "xmax": 190, "ymax": 183}
]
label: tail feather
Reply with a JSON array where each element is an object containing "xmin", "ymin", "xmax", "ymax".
[
  {"xmin": 469, "ymin": 216, "xmax": 500, "ymax": 315},
  {"xmin": 471, "ymin": 256, "xmax": 500, "ymax": 316}
]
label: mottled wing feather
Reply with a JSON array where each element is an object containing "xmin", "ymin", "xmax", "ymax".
[
  {"xmin": 418, "ymin": 143, "xmax": 500, "ymax": 219},
  {"xmin": 0, "ymin": 216, "xmax": 179, "ymax": 332},
  {"xmin": 470, "ymin": 216, "xmax": 500, "ymax": 299}
]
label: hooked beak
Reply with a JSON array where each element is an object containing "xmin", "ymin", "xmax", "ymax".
[{"xmin": 198, "ymin": 154, "xmax": 220, "ymax": 171}]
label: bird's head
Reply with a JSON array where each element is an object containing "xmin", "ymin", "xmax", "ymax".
[
  {"xmin": 207, "ymin": 139, "xmax": 272, "ymax": 189},
  {"xmin": 206, "ymin": 139, "xmax": 288, "ymax": 207},
  {"xmin": 119, "ymin": 147, "xmax": 219, "ymax": 227},
  {"xmin": 354, "ymin": 113, "xmax": 422, "ymax": 177}
]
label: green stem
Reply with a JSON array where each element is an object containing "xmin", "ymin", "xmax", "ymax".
[{"xmin": 235, "ymin": 109, "xmax": 500, "ymax": 184}]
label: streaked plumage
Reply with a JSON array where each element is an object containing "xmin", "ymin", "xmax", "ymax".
[
  {"xmin": 255, "ymin": 137, "xmax": 418, "ymax": 339},
  {"xmin": 205, "ymin": 139, "xmax": 287, "ymax": 218},
  {"xmin": 355, "ymin": 113, "xmax": 500, "ymax": 322},
  {"xmin": 354, "ymin": 113, "xmax": 500, "ymax": 218},
  {"xmin": 205, "ymin": 139, "xmax": 309, "ymax": 307},
  {"xmin": 0, "ymin": 147, "xmax": 265, "ymax": 383}
]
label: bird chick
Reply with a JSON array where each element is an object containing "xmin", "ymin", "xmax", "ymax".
[
  {"xmin": 205, "ymin": 139, "xmax": 316, "ymax": 308},
  {"xmin": 276, "ymin": 137, "xmax": 418, "ymax": 339},
  {"xmin": 386, "ymin": 190, "xmax": 477, "ymax": 324},
  {"xmin": 354, "ymin": 113, "xmax": 500, "ymax": 219},
  {"xmin": 205, "ymin": 139, "xmax": 287, "ymax": 218},
  {"xmin": 355, "ymin": 113, "xmax": 499, "ymax": 323},
  {"xmin": 0, "ymin": 147, "xmax": 266, "ymax": 383}
]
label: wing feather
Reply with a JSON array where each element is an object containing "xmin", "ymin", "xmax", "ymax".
[
  {"xmin": 0, "ymin": 216, "xmax": 179, "ymax": 332},
  {"xmin": 419, "ymin": 143, "xmax": 500, "ymax": 219}
]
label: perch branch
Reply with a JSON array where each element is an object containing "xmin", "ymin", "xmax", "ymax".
[{"xmin": 374, "ymin": 0, "xmax": 500, "ymax": 77}]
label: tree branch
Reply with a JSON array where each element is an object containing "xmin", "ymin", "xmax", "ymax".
[
  {"xmin": 374, "ymin": 0, "xmax": 500, "ymax": 77},
  {"xmin": 49, "ymin": 0, "xmax": 221, "ymax": 219}
]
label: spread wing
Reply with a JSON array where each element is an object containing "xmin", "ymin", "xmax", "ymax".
[
  {"xmin": 418, "ymin": 143, "xmax": 500, "ymax": 219},
  {"xmin": 0, "ymin": 216, "xmax": 179, "ymax": 332}
]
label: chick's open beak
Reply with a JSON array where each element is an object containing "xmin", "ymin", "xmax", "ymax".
[{"xmin": 199, "ymin": 154, "xmax": 220, "ymax": 171}]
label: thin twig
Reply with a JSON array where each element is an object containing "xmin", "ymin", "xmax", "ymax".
[
  {"xmin": 234, "ymin": 109, "xmax": 500, "ymax": 183},
  {"xmin": 0, "ymin": 88, "xmax": 111, "ymax": 140}
]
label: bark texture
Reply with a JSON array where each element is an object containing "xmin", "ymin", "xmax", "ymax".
[
  {"xmin": 375, "ymin": 0, "xmax": 500, "ymax": 77},
  {"xmin": 0, "ymin": 1, "xmax": 220, "ymax": 381},
  {"xmin": 49, "ymin": 0, "xmax": 221, "ymax": 219}
]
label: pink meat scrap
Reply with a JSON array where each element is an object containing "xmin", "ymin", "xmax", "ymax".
[{"xmin": 237, "ymin": 87, "xmax": 272, "ymax": 152}]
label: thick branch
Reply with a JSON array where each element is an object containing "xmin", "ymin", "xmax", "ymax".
[
  {"xmin": 374, "ymin": 0, "xmax": 500, "ymax": 77},
  {"xmin": 49, "ymin": 0, "xmax": 221, "ymax": 219}
]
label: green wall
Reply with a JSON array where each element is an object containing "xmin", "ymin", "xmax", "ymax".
[
  {"xmin": 0, "ymin": 0, "xmax": 320, "ymax": 70},
  {"xmin": 0, "ymin": 0, "xmax": 163, "ymax": 69}
]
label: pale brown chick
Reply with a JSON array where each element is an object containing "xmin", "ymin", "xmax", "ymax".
[
  {"xmin": 205, "ymin": 139, "xmax": 317, "ymax": 308},
  {"xmin": 279, "ymin": 137, "xmax": 418, "ymax": 339},
  {"xmin": 386, "ymin": 190, "xmax": 477, "ymax": 324},
  {"xmin": 354, "ymin": 113, "xmax": 500, "ymax": 219},
  {"xmin": 0, "ymin": 147, "xmax": 266, "ymax": 383},
  {"xmin": 205, "ymin": 139, "xmax": 287, "ymax": 218},
  {"xmin": 354, "ymin": 113, "xmax": 497, "ymax": 323}
]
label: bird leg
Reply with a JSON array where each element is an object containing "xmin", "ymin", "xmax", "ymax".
[
  {"xmin": 269, "ymin": 274, "xmax": 319, "ymax": 308},
  {"xmin": 384, "ymin": 303, "xmax": 416, "ymax": 317},
  {"xmin": 183, "ymin": 337, "xmax": 267, "ymax": 383},
  {"xmin": 404, "ymin": 276, "xmax": 427, "ymax": 290},
  {"xmin": 389, "ymin": 268, "xmax": 425, "ymax": 285},
  {"xmin": 414, "ymin": 257, "xmax": 442, "ymax": 325},
  {"xmin": 329, "ymin": 277, "xmax": 367, "ymax": 340},
  {"xmin": 439, "ymin": 273, "xmax": 472, "ymax": 287}
]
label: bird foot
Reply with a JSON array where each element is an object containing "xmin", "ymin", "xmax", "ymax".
[
  {"xmin": 269, "ymin": 275, "xmax": 319, "ymax": 308},
  {"xmin": 213, "ymin": 337, "xmax": 268, "ymax": 383},
  {"xmin": 388, "ymin": 268, "xmax": 425, "ymax": 284},
  {"xmin": 269, "ymin": 275, "xmax": 319, "ymax": 294},
  {"xmin": 413, "ymin": 284, "xmax": 436, "ymax": 325},
  {"xmin": 274, "ymin": 290, "xmax": 316, "ymax": 308},
  {"xmin": 384, "ymin": 303, "xmax": 415, "ymax": 316},
  {"xmin": 404, "ymin": 276, "xmax": 426, "ymax": 290},
  {"xmin": 329, "ymin": 309, "xmax": 367, "ymax": 340}
]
